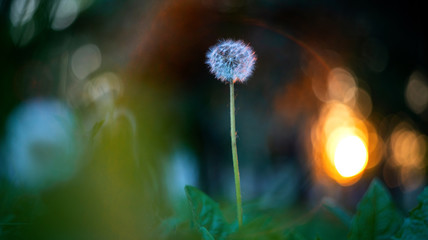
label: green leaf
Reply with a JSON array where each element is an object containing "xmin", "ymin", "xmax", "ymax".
[
  {"xmin": 185, "ymin": 186, "xmax": 229, "ymax": 239},
  {"xmin": 394, "ymin": 187, "xmax": 428, "ymax": 240},
  {"xmin": 348, "ymin": 179, "xmax": 403, "ymax": 240},
  {"xmin": 228, "ymin": 216, "xmax": 283, "ymax": 240},
  {"xmin": 293, "ymin": 202, "xmax": 349, "ymax": 240}
]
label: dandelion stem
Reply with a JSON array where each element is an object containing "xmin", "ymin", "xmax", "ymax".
[{"xmin": 229, "ymin": 82, "xmax": 243, "ymax": 227}]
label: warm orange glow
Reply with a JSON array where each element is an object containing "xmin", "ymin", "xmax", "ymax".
[
  {"xmin": 385, "ymin": 122, "xmax": 427, "ymax": 191},
  {"xmin": 333, "ymin": 135, "xmax": 368, "ymax": 177},
  {"xmin": 308, "ymin": 67, "xmax": 381, "ymax": 186},
  {"xmin": 390, "ymin": 128, "xmax": 425, "ymax": 168},
  {"xmin": 327, "ymin": 68, "xmax": 357, "ymax": 106},
  {"xmin": 310, "ymin": 102, "xmax": 381, "ymax": 186}
]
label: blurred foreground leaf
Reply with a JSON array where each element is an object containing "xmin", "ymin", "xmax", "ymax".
[
  {"xmin": 185, "ymin": 186, "xmax": 229, "ymax": 239},
  {"xmin": 349, "ymin": 179, "xmax": 403, "ymax": 240},
  {"xmin": 293, "ymin": 203, "xmax": 349, "ymax": 240},
  {"xmin": 394, "ymin": 187, "xmax": 428, "ymax": 240}
]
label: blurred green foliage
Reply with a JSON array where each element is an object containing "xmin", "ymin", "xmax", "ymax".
[
  {"xmin": 394, "ymin": 187, "xmax": 428, "ymax": 240},
  {"xmin": 166, "ymin": 180, "xmax": 428, "ymax": 240}
]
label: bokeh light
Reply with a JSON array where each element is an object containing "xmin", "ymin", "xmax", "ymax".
[
  {"xmin": 71, "ymin": 44, "xmax": 102, "ymax": 80},
  {"xmin": 165, "ymin": 146, "xmax": 199, "ymax": 206},
  {"xmin": 9, "ymin": 0, "xmax": 39, "ymax": 27},
  {"xmin": 405, "ymin": 71, "xmax": 428, "ymax": 114},
  {"xmin": 4, "ymin": 99, "xmax": 81, "ymax": 190},
  {"xmin": 385, "ymin": 122, "xmax": 427, "ymax": 191},
  {"xmin": 50, "ymin": 0, "xmax": 80, "ymax": 31},
  {"xmin": 355, "ymin": 88, "xmax": 373, "ymax": 119},
  {"xmin": 327, "ymin": 68, "xmax": 357, "ymax": 106},
  {"xmin": 311, "ymin": 102, "xmax": 373, "ymax": 186},
  {"xmin": 310, "ymin": 67, "xmax": 381, "ymax": 186},
  {"xmin": 334, "ymin": 135, "xmax": 368, "ymax": 178}
]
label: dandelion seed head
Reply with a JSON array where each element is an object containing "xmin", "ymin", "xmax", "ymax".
[{"xmin": 206, "ymin": 39, "xmax": 256, "ymax": 83}]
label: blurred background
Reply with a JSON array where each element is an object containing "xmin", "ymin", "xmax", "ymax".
[{"xmin": 0, "ymin": 0, "xmax": 427, "ymax": 239}]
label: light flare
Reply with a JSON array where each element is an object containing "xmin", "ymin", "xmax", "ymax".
[
  {"xmin": 405, "ymin": 71, "xmax": 428, "ymax": 114},
  {"xmin": 311, "ymin": 102, "xmax": 381, "ymax": 186},
  {"xmin": 334, "ymin": 135, "xmax": 368, "ymax": 177}
]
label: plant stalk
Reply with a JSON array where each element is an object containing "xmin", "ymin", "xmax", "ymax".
[{"xmin": 229, "ymin": 82, "xmax": 243, "ymax": 226}]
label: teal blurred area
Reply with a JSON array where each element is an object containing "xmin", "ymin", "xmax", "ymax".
[{"xmin": 0, "ymin": 0, "xmax": 428, "ymax": 239}]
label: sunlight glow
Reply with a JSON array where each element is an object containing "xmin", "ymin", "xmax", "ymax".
[
  {"xmin": 334, "ymin": 135, "xmax": 368, "ymax": 177},
  {"xmin": 310, "ymin": 101, "xmax": 381, "ymax": 186}
]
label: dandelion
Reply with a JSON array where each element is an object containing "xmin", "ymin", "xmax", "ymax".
[
  {"xmin": 206, "ymin": 39, "xmax": 257, "ymax": 227},
  {"xmin": 206, "ymin": 39, "xmax": 256, "ymax": 83},
  {"xmin": 4, "ymin": 99, "xmax": 80, "ymax": 191}
]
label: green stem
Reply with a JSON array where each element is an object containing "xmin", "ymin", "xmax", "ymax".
[{"xmin": 229, "ymin": 82, "xmax": 243, "ymax": 226}]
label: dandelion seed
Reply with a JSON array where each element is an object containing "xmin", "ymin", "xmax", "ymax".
[{"xmin": 206, "ymin": 39, "xmax": 256, "ymax": 83}]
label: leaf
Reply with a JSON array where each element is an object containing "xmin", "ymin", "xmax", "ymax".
[
  {"xmin": 185, "ymin": 186, "xmax": 229, "ymax": 239},
  {"xmin": 348, "ymin": 179, "xmax": 403, "ymax": 240},
  {"xmin": 228, "ymin": 216, "xmax": 283, "ymax": 240},
  {"xmin": 293, "ymin": 203, "xmax": 349, "ymax": 240},
  {"xmin": 394, "ymin": 187, "xmax": 428, "ymax": 240}
]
